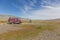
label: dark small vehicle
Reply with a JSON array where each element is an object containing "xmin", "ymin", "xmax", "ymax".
[{"xmin": 8, "ymin": 17, "xmax": 21, "ymax": 24}]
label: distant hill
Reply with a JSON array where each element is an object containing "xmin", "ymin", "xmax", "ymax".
[
  {"xmin": 0, "ymin": 14, "xmax": 60, "ymax": 23},
  {"xmin": 0, "ymin": 15, "xmax": 16, "ymax": 20},
  {"xmin": 0, "ymin": 15, "xmax": 30, "ymax": 23}
]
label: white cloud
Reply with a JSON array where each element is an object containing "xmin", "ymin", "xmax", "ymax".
[
  {"xmin": 11, "ymin": 0, "xmax": 60, "ymax": 20},
  {"xmin": 30, "ymin": 0, "xmax": 37, "ymax": 6},
  {"xmin": 28, "ymin": 6, "xmax": 60, "ymax": 20},
  {"xmin": 25, "ymin": 0, "xmax": 60, "ymax": 20}
]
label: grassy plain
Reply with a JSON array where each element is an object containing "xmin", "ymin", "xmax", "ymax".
[{"xmin": 0, "ymin": 20, "xmax": 60, "ymax": 40}]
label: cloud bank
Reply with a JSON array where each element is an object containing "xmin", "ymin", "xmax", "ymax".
[
  {"xmin": 12, "ymin": 0, "xmax": 60, "ymax": 20},
  {"xmin": 26, "ymin": 0, "xmax": 60, "ymax": 20}
]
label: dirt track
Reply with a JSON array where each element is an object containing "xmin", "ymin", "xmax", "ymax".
[
  {"xmin": 0, "ymin": 23, "xmax": 36, "ymax": 34},
  {"xmin": 0, "ymin": 24, "xmax": 23, "ymax": 34}
]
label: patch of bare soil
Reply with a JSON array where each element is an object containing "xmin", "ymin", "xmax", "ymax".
[
  {"xmin": 30, "ymin": 30, "xmax": 60, "ymax": 40},
  {"xmin": 23, "ymin": 30, "xmax": 59, "ymax": 40},
  {"xmin": 0, "ymin": 24, "xmax": 23, "ymax": 34}
]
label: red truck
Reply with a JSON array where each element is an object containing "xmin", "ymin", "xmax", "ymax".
[{"xmin": 8, "ymin": 17, "xmax": 21, "ymax": 24}]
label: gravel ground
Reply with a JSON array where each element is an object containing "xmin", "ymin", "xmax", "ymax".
[{"xmin": 0, "ymin": 23, "xmax": 23, "ymax": 34}]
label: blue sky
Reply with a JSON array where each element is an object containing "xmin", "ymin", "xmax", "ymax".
[{"xmin": 0, "ymin": 0, "xmax": 60, "ymax": 20}]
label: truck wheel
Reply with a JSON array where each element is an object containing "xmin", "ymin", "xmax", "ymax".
[
  {"xmin": 16, "ymin": 23, "xmax": 20, "ymax": 24},
  {"xmin": 9, "ymin": 23, "xmax": 12, "ymax": 24}
]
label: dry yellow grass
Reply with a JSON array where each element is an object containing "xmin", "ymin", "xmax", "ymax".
[
  {"xmin": 0, "ymin": 23, "xmax": 57, "ymax": 40},
  {"xmin": 0, "ymin": 20, "xmax": 7, "ymax": 23},
  {"xmin": 0, "ymin": 20, "xmax": 59, "ymax": 40}
]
